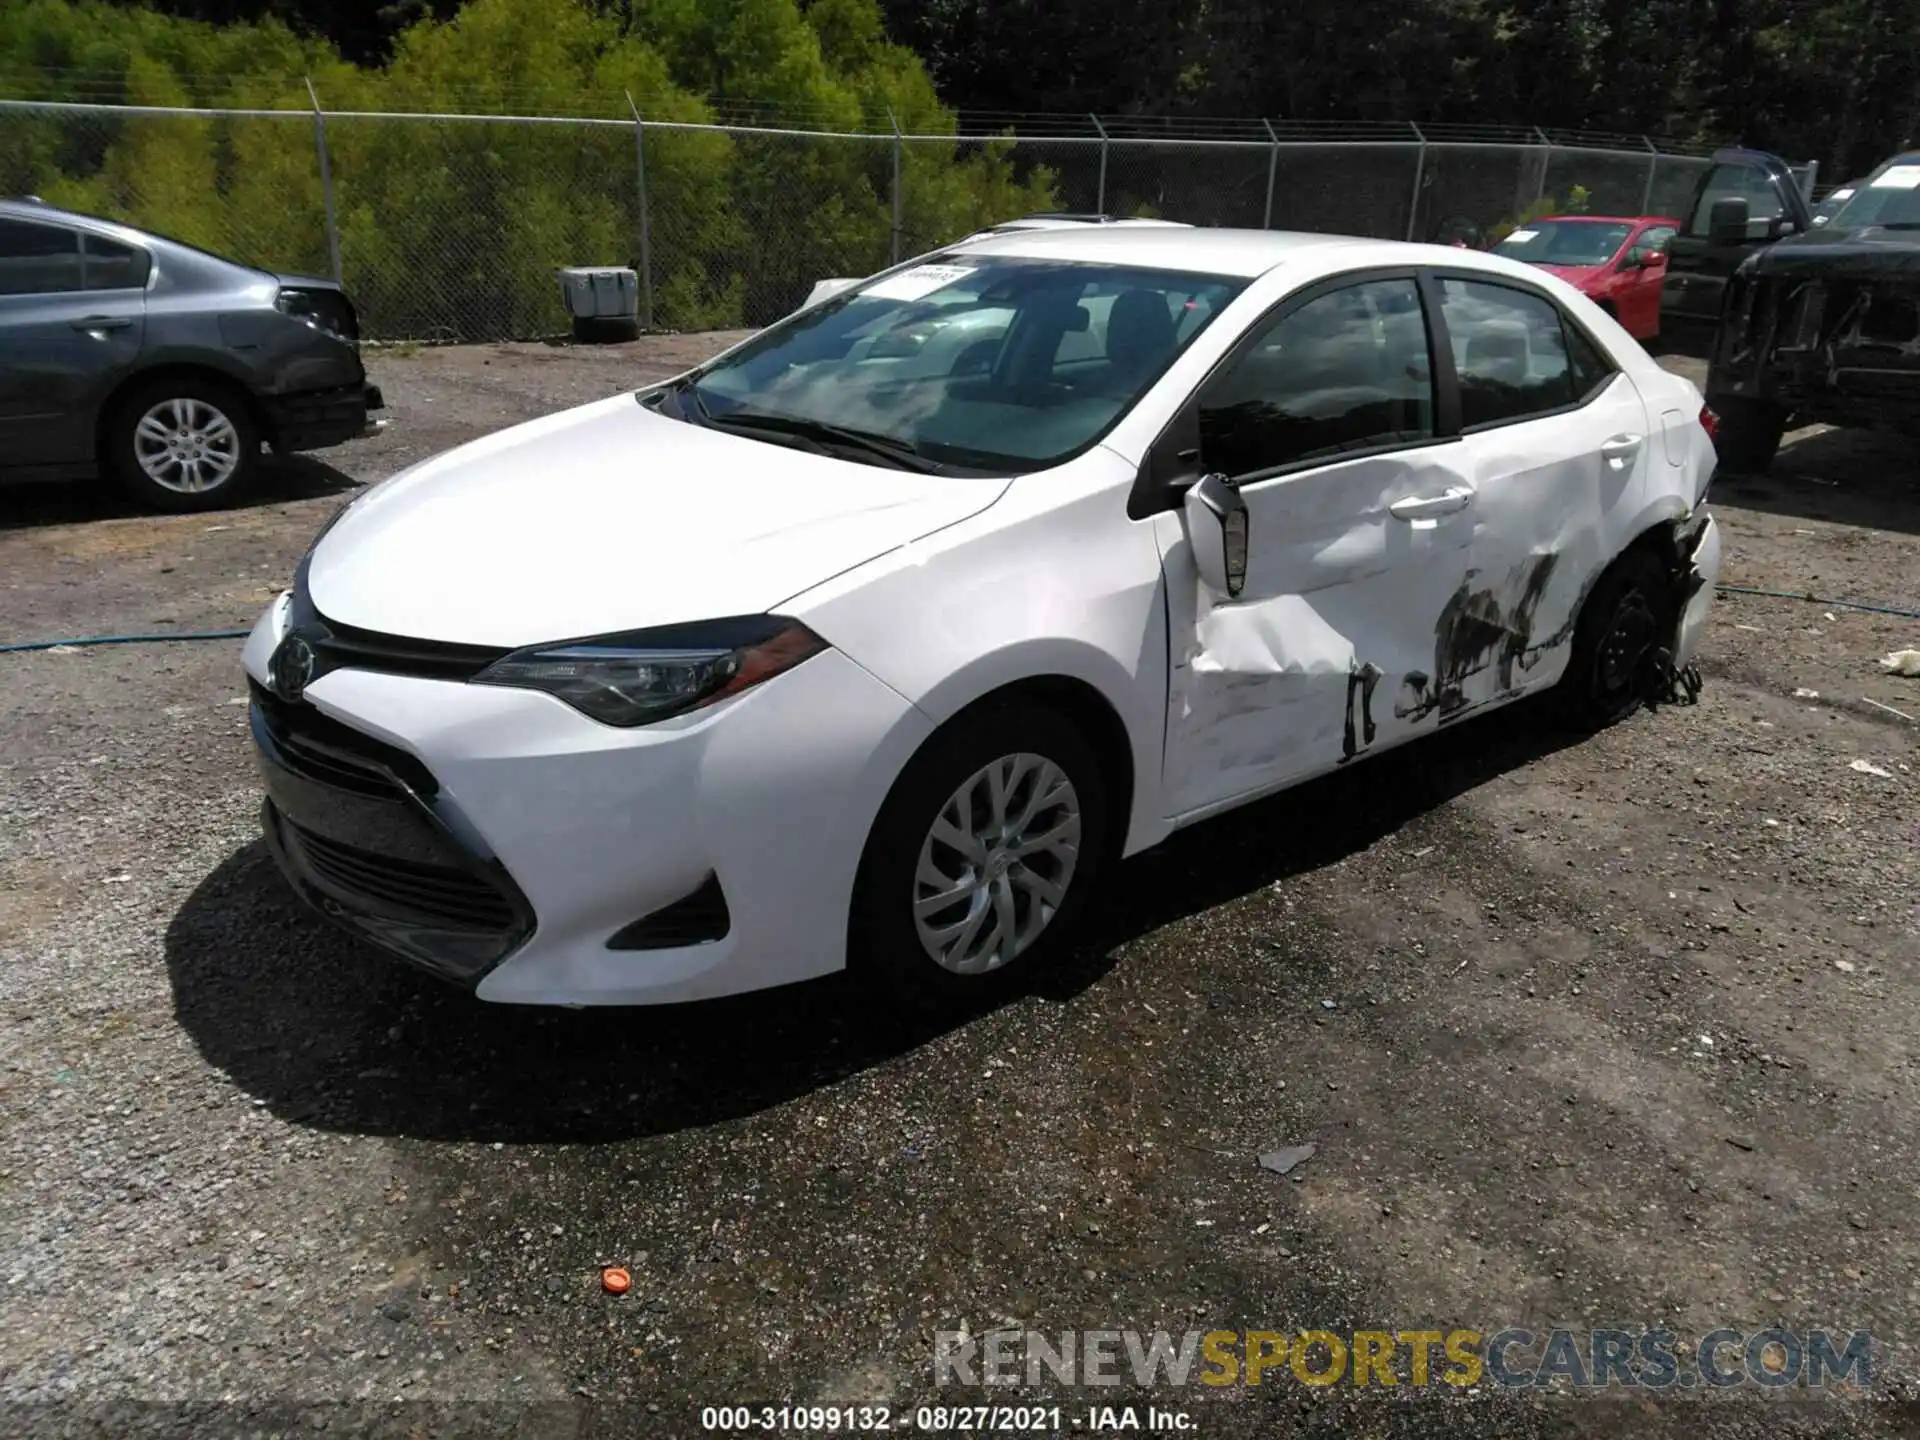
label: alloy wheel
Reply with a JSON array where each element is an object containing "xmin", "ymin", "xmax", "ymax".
[
  {"xmin": 133, "ymin": 397, "xmax": 242, "ymax": 494},
  {"xmin": 911, "ymin": 752, "xmax": 1082, "ymax": 976}
]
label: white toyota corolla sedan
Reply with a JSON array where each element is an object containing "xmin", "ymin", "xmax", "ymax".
[{"xmin": 244, "ymin": 226, "xmax": 1722, "ymax": 1008}]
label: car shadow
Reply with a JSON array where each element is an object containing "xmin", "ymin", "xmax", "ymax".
[
  {"xmin": 0, "ymin": 453, "xmax": 357, "ymax": 532},
  {"xmin": 164, "ymin": 694, "xmax": 1600, "ymax": 1146},
  {"xmin": 1711, "ymin": 426, "xmax": 1920, "ymax": 537}
]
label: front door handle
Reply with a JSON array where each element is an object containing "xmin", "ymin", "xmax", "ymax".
[
  {"xmin": 71, "ymin": 315, "xmax": 134, "ymax": 333},
  {"xmin": 1388, "ymin": 485, "xmax": 1475, "ymax": 521},
  {"xmin": 1600, "ymin": 433, "xmax": 1643, "ymax": 468}
]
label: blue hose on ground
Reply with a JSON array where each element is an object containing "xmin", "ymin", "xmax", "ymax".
[
  {"xmin": 1715, "ymin": 584, "xmax": 1920, "ymax": 622},
  {"xmin": 0, "ymin": 628, "xmax": 252, "ymax": 655}
]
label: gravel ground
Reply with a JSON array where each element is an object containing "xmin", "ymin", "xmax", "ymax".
[{"xmin": 2, "ymin": 336, "xmax": 1917, "ymax": 1439}]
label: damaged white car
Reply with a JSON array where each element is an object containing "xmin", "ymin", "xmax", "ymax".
[{"xmin": 246, "ymin": 226, "xmax": 1721, "ymax": 1009}]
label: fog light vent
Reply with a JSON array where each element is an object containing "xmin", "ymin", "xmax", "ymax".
[{"xmin": 607, "ymin": 873, "xmax": 731, "ymax": 950}]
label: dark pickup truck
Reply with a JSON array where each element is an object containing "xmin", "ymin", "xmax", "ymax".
[{"xmin": 1701, "ymin": 150, "xmax": 1920, "ymax": 470}]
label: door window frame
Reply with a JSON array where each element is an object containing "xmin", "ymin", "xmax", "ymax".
[{"xmin": 1129, "ymin": 264, "xmax": 1621, "ymax": 517}]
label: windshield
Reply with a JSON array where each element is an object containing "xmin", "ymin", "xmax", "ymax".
[
  {"xmin": 682, "ymin": 256, "xmax": 1246, "ymax": 473},
  {"xmin": 1493, "ymin": 221, "xmax": 1633, "ymax": 267},
  {"xmin": 1828, "ymin": 159, "xmax": 1920, "ymax": 229}
]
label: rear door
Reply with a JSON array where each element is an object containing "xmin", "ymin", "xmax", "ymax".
[
  {"xmin": 1426, "ymin": 274, "xmax": 1657, "ymax": 715},
  {"xmin": 0, "ymin": 219, "xmax": 147, "ymax": 467},
  {"xmin": 1662, "ymin": 155, "xmax": 1807, "ymax": 330}
]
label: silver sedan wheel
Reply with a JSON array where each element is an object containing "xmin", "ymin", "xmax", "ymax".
[
  {"xmin": 133, "ymin": 397, "xmax": 242, "ymax": 494},
  {"xmin": 912, "ymin": 752, "xmax": 1082, "ymax": 976}
]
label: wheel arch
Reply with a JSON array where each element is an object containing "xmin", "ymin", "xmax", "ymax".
[
  {"xmin": 889, "ymin": 637, "xmax": 1162, "ymax": 856},
  {"xmin": 94, "ymin": 361, "xmax": 270, "ymax": 462}
]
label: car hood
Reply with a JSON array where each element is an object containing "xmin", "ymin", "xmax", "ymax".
[
  {"xmin": 1747, "ymin": 226, "xmax": 1920, "ymax": 280},
  {"xmin": 306, "ymin": 394, "xmax": 1011, "ymax": 648}
]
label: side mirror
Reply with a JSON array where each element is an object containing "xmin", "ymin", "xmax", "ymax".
[
  {"xmin": 1645, "ymin": 249, "xmax": 1667, "ymax": 267},
  {"xmin": 1184, "ymin": 472, "xmax": 1249, "ymax": 598},
  {"xmin": 1708, "ymin": 196, "xmax": 1750, "ymax": 246}
]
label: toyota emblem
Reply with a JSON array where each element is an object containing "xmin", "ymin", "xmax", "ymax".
[{"xmin": 271, "ymin": 635, "xmax": 316, "ymax": 702}]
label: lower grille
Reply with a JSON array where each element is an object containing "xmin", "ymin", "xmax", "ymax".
[
  {"xmin": 608, "ymin": 874, "xmax": 731, "ymax": 950},
  {"xmin": 286, "ymin": 819, "xmax": 516, "ymax": 933}
]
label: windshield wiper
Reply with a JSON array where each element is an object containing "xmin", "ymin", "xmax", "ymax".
[{"xmin": 698, "ymin": 406, "xmax": 948, "ymax": 474}]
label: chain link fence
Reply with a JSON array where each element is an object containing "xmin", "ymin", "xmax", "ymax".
[{"xmin": 0, "ymin": 98, "xmax": 1814, "ymax": 342}]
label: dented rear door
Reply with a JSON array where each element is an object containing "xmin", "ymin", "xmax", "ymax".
[{"xmin": 1430, "ymin": 275, "xmax": 1655, "ymax": 720}]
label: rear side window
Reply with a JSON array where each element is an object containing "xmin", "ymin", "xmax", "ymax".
[
  {"xmin": 0, "ymin": 219, "xmax": 83, "ymax": 296},
  {"xmin": 1438, "ymin": 278, "xmax": 1580, "ymax": 427},
  {"xmin": 1197, "ymin": 276, "xmax": 1435, "ymax": 478},
  {"xmin": 84, "ymin": 234, "xmax": 151, "ymax": 291}
]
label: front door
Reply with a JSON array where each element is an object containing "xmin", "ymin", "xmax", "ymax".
[
  {"xmin": 1157, "ymin": 273, "xmax": 1479, "ymax": 818},
  {"xmin": 1662, "ymin": 159, "xmax": 1798, "ymax": 331},
  {"xmin": 1619, "ymin": 224, "xmax": 1675, "ymax": 339}
]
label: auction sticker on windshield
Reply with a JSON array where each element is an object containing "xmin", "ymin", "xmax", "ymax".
[
  {"xmin": 862, "ymin": 264, "xmax": 978, "ymax": 301},
  {"xmin": 1504, "ymin": 228, "xmax": 1540, "ymax": 243},
  {"xmin": 1869, "ymin": 165, "xmax": 1920, "ymax": 189}
]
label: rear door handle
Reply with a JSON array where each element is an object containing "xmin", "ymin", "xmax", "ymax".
[
  {"xmin": 1388, "ymin": 485, "xmax": 1475, "ymax": 521},
  {"xmin": 71, "ymin": 315, "xmax": 133, "ymax": 332},
  {"xmin": 1600, "ymin": 433, "xmax": 1643, "ymax": 468}
]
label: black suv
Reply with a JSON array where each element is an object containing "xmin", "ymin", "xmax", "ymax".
[
  {"xmin": 0, "ymin": 199, "xmax": 383, "ymax": 511},
  {"xmin": 1700, "ymin": 151, "xmax": 1920, "ymax": 470}
]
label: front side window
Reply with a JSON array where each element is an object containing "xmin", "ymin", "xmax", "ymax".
[
  {"xmin": 1438, "ymin": 278, "xmax": 1583, "ymax": 427},
  {"xmin": 0, "ymin": 219, "xmax": 83, "ymax": 296},
  {"xmin": 685, "ymin": 256, "xmax": 1246, "ymax": 473},
  {"xmin": 1494, "ymin": 221, "xmax": 1633, "ymax": 268},
  {"xmin": 1687, "ymin": 163, "xmax": 1786, "ymax": 236},
  {"xmin": 1196, "ymin": 277, "xmax": 1435, "ymax": 479}
]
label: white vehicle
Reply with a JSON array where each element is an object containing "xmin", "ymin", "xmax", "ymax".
[
  {"xmin": 803, "ymin": 213, "xmax": 1190, "ymax": 308},
  {"xmin": 245, "ymin": 227, "xmax": 1722, "ymax": 1009}
]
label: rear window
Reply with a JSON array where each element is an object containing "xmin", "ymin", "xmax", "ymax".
[{"xmin": 84, "ymin": 234, "xmax": 151, "ymax": 291}]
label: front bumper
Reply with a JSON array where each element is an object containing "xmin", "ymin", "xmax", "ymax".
[
  {"xmin": 242, "ymin": 595, "xmax": 934, "ymax": 1005},
  {"xmin": 267, "ymin": 383, "xmax": 385, "ymax": 453}
]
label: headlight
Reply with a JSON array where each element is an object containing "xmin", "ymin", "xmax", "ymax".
[{"xmin": 473, "ymin": 615, "xmax": 828, "ymax": 727}]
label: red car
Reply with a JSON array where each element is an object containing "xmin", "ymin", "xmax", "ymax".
[{"xmin": 1490, "ymin": 215, "xmax": 1681, "ymax": 341}]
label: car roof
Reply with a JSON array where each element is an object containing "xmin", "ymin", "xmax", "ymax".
[
  {"xmin": 946, "ymin": 224, "xmax": 1604, "ymax": 284},
  {"xmin": 0, "ymin": 197, "xmax": 210, "ymax": 256},
  {"xmin": 948, "ymin": 225, "xmax": 1390, "ymax": 278}
]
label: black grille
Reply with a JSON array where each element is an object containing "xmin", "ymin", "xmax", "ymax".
[
  {"xmin": 286, "ymin": 818, "xmax": 517, "ymax": 932},
  {"xmin": 314, "ymin": 615, "xmax": 508, "ymax": 683},
  {"xmin": 250, "ymin": 679, "xmax": 436, "ymax": 798},
  {"xmin": 608, "ymin": 874, "xmax": 731, "ymax": 950}
]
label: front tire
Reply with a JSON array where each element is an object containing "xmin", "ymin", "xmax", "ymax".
[
  {"xmin": 1709, "ymin": 395, "xmax": 1787, "ymax": 473},
  {"xmin": 1557, "ymin": 549, "xmax": 1672, "ymax": 730},
  {"xmin": 849, "ymin": 701, "xmax": 1111, "ymax": 1012},
  {"xmin": 106, "ymin": 375, "xmax": 261, "ymax": 512}
]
